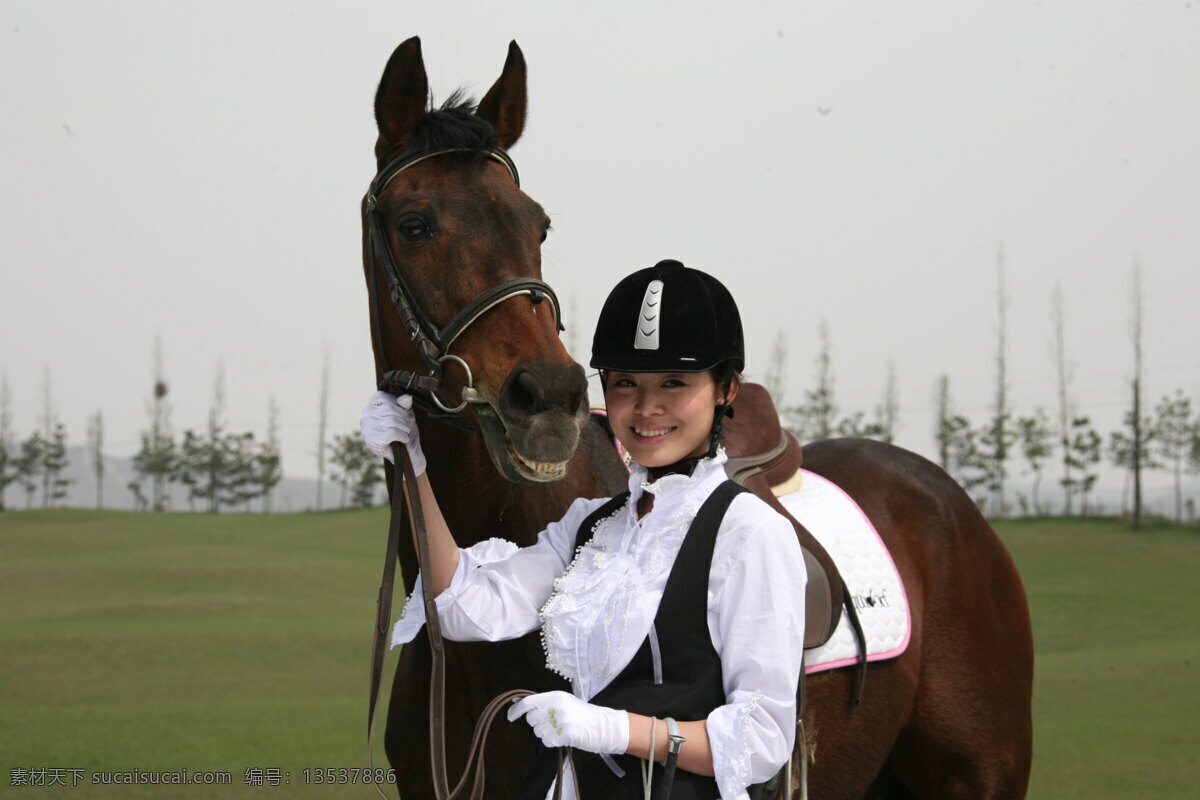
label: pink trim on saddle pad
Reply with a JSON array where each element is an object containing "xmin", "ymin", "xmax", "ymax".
[{"xmin": 776, "ymin": 470, "xmax": 911, "ymax": 675}]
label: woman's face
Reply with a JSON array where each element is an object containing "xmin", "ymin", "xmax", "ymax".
[{"xmin": 603, "ymin": 371, "xmax": 728, "ymax": 468}]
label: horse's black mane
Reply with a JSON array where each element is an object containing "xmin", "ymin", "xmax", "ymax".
[{"xmin": 409, "ymin": 90, "xmax": 499, "ymax": 153}]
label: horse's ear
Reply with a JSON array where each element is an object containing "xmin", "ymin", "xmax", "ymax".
[
  {"xmin": 476, "ymin": 41, "xmax": 527, "ymax": 150},
  {"xmin": 374, "ymin": 36, "xmax": 429, "ymax": 160}
]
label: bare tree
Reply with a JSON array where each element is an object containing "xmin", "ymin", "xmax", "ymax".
[
  {"xmin": 1016, "ymin": 409, "xmax": 1055, "ymax": 515},
  {"xmin": 934, "ymin": 374, "xmax": 953, "ymax": 471},
  {"xmin": 764, "ymin": 329, "xmax": 789, "ymax": 406},
  {"xmin": 875, "ymin": 359, "xmax": 899, "ymax": 444},
  {"xmin": 786, "ymin": 320, "xmax": 836, "ymax": 441},
  {"xmin": 223, "ymin": 431, "xmax": 260, "ymax": 512},
  {"xmin": 15, "ymin": 432, "xmax": 43, "ymax": 509},
  {"xmin": 257, "ymin": 396, "xmax": 283, "ymax": 513},
  {"xmin": 1108, "ymin": 409, "xmax": 1158, "ymax": 517},
  {"xmin": 1066, "ymin": 416, "xmax": 1103, "ymax": 515},
  {"xmin": 980, "ymin": 249, "xmax": 1015, "ymax": 517},
  {"xmin": 1189, "ymin": 427, "xmax": 1200, "ymax": 520},
  {"xmin": 316, "ymin": 350, "xmax": 330, "ymax": 511},
  {"xmin": 131, "ymin": 338, "xmax": 176, "ymax": 512},
  {"xmin": 209, "ymin": 363, "xmax": 227, "ymax": 512},
  {"xmin": 1152, "ymin": 391, "xmax": 1196, "ymax": 524},
  {"xmin": 176, "ymin": 363, "xmax": 239, "ymax": 513},
  {"xmin": 42, "ymin": 423, "xmax": 71, "ymax": 507},
  {"xmin": 1050, "ymin": 284, "xmax": 1076, "ymax": 514},
  {"xmin": 87, "ymin": 410, "xmax": 105, "ymax": 509},
  {"xmin": 932, "ymin": 375, "xmax": 986, "ymax": 493},
  {"xmin": 1128, "ymin": 263, "xmax": 1146, "ymax": 528},
  {"xmin": 0, "ymin": 374, "xmax": 16, "ymax": 510},
  {"xmin": 952, "ymin": 418, "xmax": 989, "ymax": 499},
  {"xmin": 31, "ymin": 369, "xmax": 70, "ymax": 508},
  {"xmin": 39, "ymin": 367, "xmax": 54, "ymax": 506},
  {"xmin": 148, "ymin": 336, "xmax": 174, "ymax": 511},
  {"xmin": 329, "ymin": 432, "xmax": 383, "ymax": 508}
]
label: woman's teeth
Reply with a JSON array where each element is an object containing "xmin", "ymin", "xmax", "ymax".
[{"xmin": 634, "ymin": 426, "xmax": 673, "ymax": 437}]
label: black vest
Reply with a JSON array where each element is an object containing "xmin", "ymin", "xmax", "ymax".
[{"xmin": 516, "ymin": 481, "xmax": 747, "ymax": 800}]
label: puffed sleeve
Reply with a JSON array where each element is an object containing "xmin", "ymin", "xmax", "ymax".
[
  {"xmin": 704, "ymin": 495, "xmax": 807, "ymax": 800},
  {"xmin": 416, "ymin": 496, "xmax": 609, "ymax": 642}
]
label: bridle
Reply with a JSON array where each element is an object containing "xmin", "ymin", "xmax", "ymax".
[
  {"xmin": 364, "ymin": 145, "xmax": 565, "ymax": 415},
  {"xmin": 366, "ymin": 148, "xmax": 697, "ymax": 799},
  {"xmin": 364, "ymin": 145, "xmax": 580, "ymax": 800}
]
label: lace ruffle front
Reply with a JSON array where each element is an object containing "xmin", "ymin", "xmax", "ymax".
[{"xmin": 538, "ymin": 454, "xmax": 724, "ymax": 700}]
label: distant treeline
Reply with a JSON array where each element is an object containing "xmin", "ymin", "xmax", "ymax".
[
  {"xmin": 764, "ymin": 264, "xmax": 1199, "ymax": 526},
  {"xmin": 0, "ymin": 361, "xmax": 378, "ymax": 514},
  {"xmin": 3, "ymin": 267, "xmax": 1198, "ymax": 520}
]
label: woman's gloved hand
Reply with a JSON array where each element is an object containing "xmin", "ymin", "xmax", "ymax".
[
  {"xmin": 507, "ymin": 691, "xmax": 630, "ymax": 755},
  {"xmin": 359, "ymin": 391, "xmax": 427, "ymax": 476}
]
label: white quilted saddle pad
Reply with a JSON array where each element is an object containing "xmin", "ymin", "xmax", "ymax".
[{"xmin": 776, "ymin": 469, "xmax": 911, "ymax": 674}]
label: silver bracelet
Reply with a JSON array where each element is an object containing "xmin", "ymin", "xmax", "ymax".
[{"xmin": 662, "ymin": 716, "xmax": 686, "ymax": 755}]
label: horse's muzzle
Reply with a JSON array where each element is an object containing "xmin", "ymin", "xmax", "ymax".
[{"xmin": 494, "ymin": 360, "xmax": 590, "ymax": 467}]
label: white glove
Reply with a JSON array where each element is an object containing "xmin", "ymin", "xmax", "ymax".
[
  {"xmin": 507, "ymin": 691, "xmax": 629, "ymax": 755},
  {"xmin": 359, "ymin": 391, "xmax": 427, "ymax": 476}
]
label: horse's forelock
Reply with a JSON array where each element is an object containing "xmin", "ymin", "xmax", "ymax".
[{"xmin": 407, "ymin": 89, "xmax": 499, "ymax": 156}]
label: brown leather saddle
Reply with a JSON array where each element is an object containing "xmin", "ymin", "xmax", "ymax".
[{"xmin": 723, "ymin": 383, "xmax": 846, "ymax": 651}]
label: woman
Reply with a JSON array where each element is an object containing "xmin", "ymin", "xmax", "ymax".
[{"xmin": 361, "ymin": 260, "xmax": 807, "ymax": 799}]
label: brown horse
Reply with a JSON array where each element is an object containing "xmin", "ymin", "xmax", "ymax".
[{"xmin": 362, "ymin": 37, "xmax": 1033, "ymax": 800}]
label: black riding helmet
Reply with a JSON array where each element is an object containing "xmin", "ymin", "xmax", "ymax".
[
  {"xmin": 590, "ymin": 259, "xmax": 744, "ymax": 374},
  {"xmin": 591, "ymin": 260, "xmax": 744, "ymax": 468}
]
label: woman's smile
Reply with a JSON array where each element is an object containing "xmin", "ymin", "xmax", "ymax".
[
  {"xmin": 631, "ymin": 425, "xmax": 676, "ymax": 440},
  {"xmin": 604, "ymin": 371, "xmax": 728, "ymax": 467}
]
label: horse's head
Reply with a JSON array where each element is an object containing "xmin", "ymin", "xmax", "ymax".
[{"xmin": 363, "ymin": 37, "xmax": 587, "ymax": 484}]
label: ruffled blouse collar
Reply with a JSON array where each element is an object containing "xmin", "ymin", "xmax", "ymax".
[{"xmin": 626, "ymin": 447, "xmax": 729, "ymax": 508}]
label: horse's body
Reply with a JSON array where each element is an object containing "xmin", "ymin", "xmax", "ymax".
[{"xmin": 363, "ymin": 38, "xmax": 1032, "ymax": 800}]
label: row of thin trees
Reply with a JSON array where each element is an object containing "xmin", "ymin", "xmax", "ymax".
[
  {"xmin": 0, "ymin": 343, "xmax": 380, "ymax": 513},
  {"xmin": 765, "ymin": 263, "xmax": 1200, "ymax": 524},
  {"xmin": 3, "ymin": 263, "xmax": 1197, "ymax": 520}
]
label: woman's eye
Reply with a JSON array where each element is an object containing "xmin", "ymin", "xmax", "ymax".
[{"xmin": 397, "ymin": 215, "xmax": 432, "ymax": 242}]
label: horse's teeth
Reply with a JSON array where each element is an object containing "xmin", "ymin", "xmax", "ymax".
[{"xmin": 512, "ymin": 448, "xmax": 567, "ymax": 478}]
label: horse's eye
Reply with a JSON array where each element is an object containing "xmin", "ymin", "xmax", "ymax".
[
  {"xmin": 540, "ymin": 218, "xmax": 552, "ymax": 244},
  {"xmin": 397, "ymin": 214, "xmax": 432, "ymax": 242}
]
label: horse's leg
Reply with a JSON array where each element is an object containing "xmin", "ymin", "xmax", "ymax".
[
  {"xmin": 884, "ymin": 475, "xmax": 1034, "ymax": 799},
  {"xmin": 800, "ymin": 439, "xmax": 1032, "ymax": 800},
  {"xmin": 385, "ymin": 637, "xmax": 436, "ymax": 797},
  {"xmin": 798, "ymin": 657, "xmax": 919, "ymax": 800}
]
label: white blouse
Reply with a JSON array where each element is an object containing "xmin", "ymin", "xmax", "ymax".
[{"xmin": 409, "ymin": 451, "xmax": 807, "ymax": 800}]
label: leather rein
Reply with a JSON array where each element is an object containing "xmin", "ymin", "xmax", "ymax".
[{"xmin": 364, "ymin": 146, "xmax": 577, "ymax": 799}]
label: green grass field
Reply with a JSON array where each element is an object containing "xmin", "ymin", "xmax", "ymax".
[
  {"xmin": 1000, "ymin": 516, "xmax": 1200, "ymax": 799},
  {"xmin": 2, "ymin": 509, "xmax": 1197, "ymax": 798}
]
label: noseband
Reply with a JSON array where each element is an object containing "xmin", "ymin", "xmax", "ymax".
[{"xmin": 365, "ymin": 146, "xmax": 565, "ymax": 414}]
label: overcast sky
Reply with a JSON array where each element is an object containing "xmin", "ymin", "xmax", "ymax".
[{"xmin": 2, "ymin": 1, "xmax": 1198, "ymax": 491}]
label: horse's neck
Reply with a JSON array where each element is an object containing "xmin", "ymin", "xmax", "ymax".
[{"xmin": 421, "ymin": 421, "xmax": 624, "ymax": 550}]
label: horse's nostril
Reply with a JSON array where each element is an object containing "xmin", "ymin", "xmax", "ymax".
[
  {"xmin": 501, "ymin": 362, "xmax": 588, "ymax": 420},
  {"xmin": 511, "ymin": 370, "xmax": 540, "ymax": 414}
]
